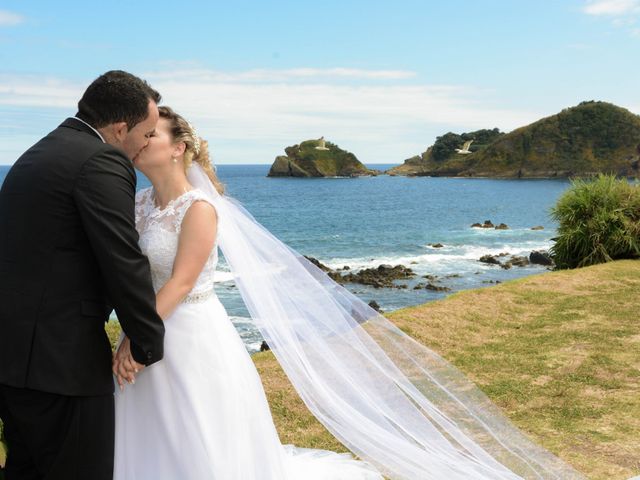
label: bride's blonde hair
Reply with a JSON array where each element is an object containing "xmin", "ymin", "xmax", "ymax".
[{"xmin": 159, "ymin": 106, "xmax": 225, "ymax": 195}]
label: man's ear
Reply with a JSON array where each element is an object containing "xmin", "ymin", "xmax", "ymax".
[{"xmin": 112, "ymin": 122, "xmax": 129, "ymax": 143}]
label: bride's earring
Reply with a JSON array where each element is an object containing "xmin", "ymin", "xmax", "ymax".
[{"xmin": 172, "ymin": 157, "xmax": 178, "ymax": 164}]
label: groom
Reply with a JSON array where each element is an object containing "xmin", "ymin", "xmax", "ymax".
[{"xmin": 0, "ymin": 71, "xmax": 166, "ymax": 479}]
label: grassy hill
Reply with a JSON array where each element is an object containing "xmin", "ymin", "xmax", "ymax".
[
  {"xmin": 267, "ymin": 138, "xmax": 377, "ymax": 177},
  {"xmin": 101, "ymin": 259, "xmax": 640, "ymax": 479},
  {"xmin": 388, "ymin": 101, "xmax": 640, "ymax": 178}
]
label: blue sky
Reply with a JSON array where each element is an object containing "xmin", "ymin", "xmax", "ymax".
[{"xmin": 1, "ymin": 0, "xmax": 639, "ymax": 165}]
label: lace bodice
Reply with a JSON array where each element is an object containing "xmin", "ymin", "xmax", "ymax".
[{"xmin": 136, "ymin": 187, "xmax": 219, "ymax": 297}]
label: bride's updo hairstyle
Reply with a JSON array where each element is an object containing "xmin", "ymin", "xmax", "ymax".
[{"xmin": 159, "ymin": 106, "xmax": 225, "ymax": 195}]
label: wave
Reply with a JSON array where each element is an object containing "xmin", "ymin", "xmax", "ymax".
[
  {"xmin": 322, "ymin": 240, "xmax": 554, "ymax": 274},
  {"xmin": 463, "ymin": 227, "xmax": 555, "ymax": 239},
  {"xmin": 230, "ymin": 315, "xmax": 264, "ymax": 353},
  {"xmin": 214, "ymin": 270, "xmax": 235, "ymax": 283}
]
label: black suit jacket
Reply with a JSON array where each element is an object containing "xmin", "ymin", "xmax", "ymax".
[{"xmin": 0, "ymin": 118, "xmax": 165, "ymax": 396}]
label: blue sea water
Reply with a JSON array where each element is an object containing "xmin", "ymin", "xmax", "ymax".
[{"xmin": 0, "ymin": 164, "xmax": 571, "ymax": 353}]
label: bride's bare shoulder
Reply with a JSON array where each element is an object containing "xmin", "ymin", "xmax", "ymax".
[
  {"xmin": 184, "ymin": 198, "xmax": 217, "ymax": 225},
  {"xmin": 184, "ymin": 189, "xmax": 218, "ymax": 221}
]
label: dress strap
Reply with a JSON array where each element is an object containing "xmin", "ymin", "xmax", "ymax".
[{"xmin": 173, "ymin": 189, "xmax": 217, "ymax": 234}]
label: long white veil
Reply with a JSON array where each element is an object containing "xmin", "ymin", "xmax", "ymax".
[{"xmin": 187, "ymin": 163, "xmax": 586, "ymax": 480}]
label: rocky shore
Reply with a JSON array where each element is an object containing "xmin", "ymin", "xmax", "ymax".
[
  {"xmin": 297, "ymin": 213, "xmax": 558, "ymax": 313},
  {"xmin": 304, "ymin": 244, "xmax": 554, "ymax": 299}
]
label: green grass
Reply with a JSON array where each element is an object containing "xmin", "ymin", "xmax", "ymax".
[
  {"xmin": 102, "ymin": 260, "xmax": 640, "ymax": 479},
  {"xmin": 386, "ymin": 259, "xmax": 640, "ymax": 479}
]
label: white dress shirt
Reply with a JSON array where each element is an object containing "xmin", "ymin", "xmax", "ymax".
[{"xmin": 71, "ymin": 116, "xmax": 106, "ymax": 143}]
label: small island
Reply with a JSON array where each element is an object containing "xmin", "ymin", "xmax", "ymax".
[{"xmin": 267, "ymin": 137, "xmax": 379, "ymax": 178}]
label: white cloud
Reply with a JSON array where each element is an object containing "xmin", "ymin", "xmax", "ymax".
[
  {"xmin": 0, "ymin": 10, "xmax": 24, "ymax": 26},
  {"xmin": 582, "ymin": 0, "xmax": 640, "ymax": 36},
  {"xmin": 583, "ymin": 0, "xmax": 640, "ymax": 15},
  {"xmin": 0, "ymin": 75, "xmax": 82, "ymax": 108},
  {"xmin": 0, "ymin": 68, "xmax": 540, "ymax": 164},
  {"xmin": 145, "ymin": 67, "xmax": 416, "ymax": 83},
  {"xmin": 146, "ymin": 69, "xmax": 540, "ymax": 163}
]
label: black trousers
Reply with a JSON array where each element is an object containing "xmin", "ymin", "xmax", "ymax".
[{"xmin": 0, "ymin": 385, "xmax": 114, "ymax": 480}]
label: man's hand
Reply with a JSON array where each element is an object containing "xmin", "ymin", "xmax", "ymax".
[{"xmin": 112, "ymin": 336, "xmax": 145, "ymax": 391}]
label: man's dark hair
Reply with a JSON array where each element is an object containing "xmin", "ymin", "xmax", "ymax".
[{"xmin": 76, "ymin": 70, "xmax": 161, "ymax": 130}]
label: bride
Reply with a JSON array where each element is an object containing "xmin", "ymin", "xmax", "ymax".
[
  {"xmin": 112, "ymin": 106, "xmax": 383, "ymax": 479},
  {"xmin": 112, "ymin": 107, "xmax": 591, "ymax": 479}
]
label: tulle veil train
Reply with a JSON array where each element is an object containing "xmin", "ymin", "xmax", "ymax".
[{"xmin": 188, "ymin": 163, "xmax": 629, "ymax": 480}]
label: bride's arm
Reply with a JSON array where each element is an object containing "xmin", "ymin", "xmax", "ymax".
[
  {"xmin": 156, "ymin": 201, "xmax": 218, "ymax": 319},
  {"xmin": 114, "ymin": 201, "xmax": 217, "ymax": 388}
]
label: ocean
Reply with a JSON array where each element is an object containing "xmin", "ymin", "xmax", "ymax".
[{"xmin": 0, "ymin": 163, "xmax": 571, "ymax": 353}]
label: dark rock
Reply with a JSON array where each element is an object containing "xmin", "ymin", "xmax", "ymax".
[
  {"xmin": 531, "ymin": 226, "xmax": 545, "ymax": 230},
  {"xmin": 495, "ymin": 223, "xmax": 509, "ymax": 230},
  {"xmin": 327, "ymin": 271, "xmax": 346, "ymax": 283},
  {"xmin": 479, "ymin": 255, "xmax": 501, "ymax": 265},
  {"xmin": 421, "ymin": 274, "xmax": 438, "ymax": 280},
  {"xmin": 429, "ymin": 243, "xmax": 444, "ymax": 248},
  {"xmin": 341, "ymin": 264, "xmax": 416, "ymax": 288},
  {"xmin": 368, "ymin": 300, "xmax": 382, "ymax": 312},
  {"xmin": 530, "ymin": 250, "xmax": 554, "ymax": 266},
  {"xmin": 304, "ymin": 255, "xmax": 331, "ymax": 272},
  {"xmin": 472, "ymin": 220, "xmax": 495, "ymax": 229},
  {"xmin": 425, "ymin": 282, "xmax": 451, "ymax": 292},
  {"xmin": 508, "ymin": 256, "xmax": 530, "ymax": 267},
  {"xmin": 260, "ymin": 340, "xmax": 270, "ymax": 352},
  {"xmin": 501, "ymin": 255, "xmax": 530, "ymax": 269},
  {"xmin": 302, "ymin": 256, "xmax": 350, "ymax": 283}
]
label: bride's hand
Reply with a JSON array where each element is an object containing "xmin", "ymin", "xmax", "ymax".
[{"xmin": 113, "ymin": 336, "xmax": 144, "ymax": 391}]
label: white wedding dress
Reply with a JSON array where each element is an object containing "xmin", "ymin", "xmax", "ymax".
[{"xmin": 113, "ymin": 187, "xmax": 384, "ymax": 480}]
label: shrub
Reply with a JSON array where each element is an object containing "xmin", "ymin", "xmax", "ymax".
[{"xmin": 550, "ymin": 174, "xmax": 640, "ymax": 269}]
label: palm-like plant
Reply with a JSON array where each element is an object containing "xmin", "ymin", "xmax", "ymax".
[{"xmin": 551, "ymin": 174, "xmax": 640, "ymax": 269}]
